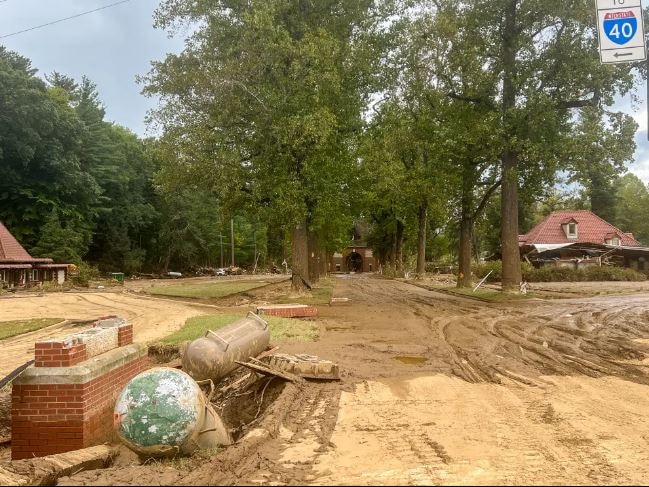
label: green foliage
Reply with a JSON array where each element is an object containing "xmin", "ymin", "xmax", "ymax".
[
  {"xmin": 148, "ymin": 280, "xmax": 277, "ymax": 299},
  {"xmin": 71, "ymin": 262, "xmax": 100, "ymax": 287},
  {"xmin": 523, "ymin": 266, "xmax": 646, "ymax": 283},
  {"xmin": 146, "ymin": 0, "xmax": 388, "ymax": 269},
  {"xmin": 474, "ymin": 260, "xmax": 646, "ymax": 282},
  {"xmin": 161, "ymin": 313, "xmax": 317, "ymax": 344},
  {"xmin": 612, "ymin": 174, "xmax": 649, "ymax": 246},
  {"xmin": 31, "ymin": 210, "xmax": 85, "ymax": 263},
  {"xmin": 0, "ymin": 318, "xmax": 63, "ymax": 341}
]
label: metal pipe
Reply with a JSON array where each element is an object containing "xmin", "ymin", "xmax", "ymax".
[{"xmin": 182, "ymin": 312, "xmax": 271, "ymax": 382}]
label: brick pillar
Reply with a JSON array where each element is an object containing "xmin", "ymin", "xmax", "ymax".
[
  {"xmin": 117, "ymin": 324, "xmax": 133, "ymax": 347},
  {"xmin": 11, "ymin": 343, "xmax": 148, "ymax": 459},
  {"xmin": 34, "ymin": 342, "xmax": 87, "ymax": 367}
]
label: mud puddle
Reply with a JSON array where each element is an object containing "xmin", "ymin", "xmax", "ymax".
[{"xmin": 394, "ymin": 356, "xmax": 428, "ymax": 365}]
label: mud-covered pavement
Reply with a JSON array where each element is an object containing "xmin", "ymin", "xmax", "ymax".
[{"xmin": 47, "ymin": 277, "xmax": 649, "ymax": 484}]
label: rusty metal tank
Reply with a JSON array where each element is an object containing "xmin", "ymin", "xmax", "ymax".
[
  {"xmin": 182, "ymin": 312, "xmax": 270, "ymax": 382},
  {"xmin": 114, "ymin": 367, "xmax": 231, "ymax": 458}
]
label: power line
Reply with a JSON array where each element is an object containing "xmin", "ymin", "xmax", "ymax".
[{"xmin": 0, "ymin": 0, "xmax": 133, "ymax": 39}]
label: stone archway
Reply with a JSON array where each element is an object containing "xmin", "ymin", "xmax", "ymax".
[{"xmin": 347, "ymin": 252, "xmax": 363, "ymax": 273}]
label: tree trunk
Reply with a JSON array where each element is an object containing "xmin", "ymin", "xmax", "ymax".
[
  {"xmin": 307, "ymin": 229, "xmax": 319, "ymax": 284},
  {"xmin": 501, "ymin": 151, "xmax": 521, "ymax": 291},
  {"xmin": 500, "ymin": 0, "xmax": 522, "ymax": 292},
  {"xmin": 416, "ymin": 203, "xmax": 427, "ymax": 277},
  {"xmin": 396, "ymin": 220, "xmax": 404, "ymax": 271},
  {"xmin": 390, "ymin": 233, "xmax": 397, "ymax": 267},
  {"xmin": 291, "ymin": 222, "xmax": 311, "ymax": 293},
  {"xmin": 457, "ymin": 216, "xmax": 473, "ymax": 288},
  {"xmin": 320, "ymin": 249, "xmax": 328, "ymax": 276}
]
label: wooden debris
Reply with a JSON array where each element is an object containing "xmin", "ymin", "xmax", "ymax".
[
  {"xmin": 234, "ymin": 359, "xmax": 304, "ymax": 383},
  {"xmin": 268, "ymin": 354, "xmax": 340, "ymax": 380},
  {"xmin": 0, "ymin": 445, "xmax": 118, "ymax": 486}
]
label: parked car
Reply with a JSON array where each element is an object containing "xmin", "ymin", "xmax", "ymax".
[{"xmin": 215, "ymin": 268, "xmax": 227, "ymax": 276}]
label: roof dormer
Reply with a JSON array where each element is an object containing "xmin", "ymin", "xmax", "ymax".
[
  {"xmin": 605, "ymin": 232, "xmax": 621, "ymax": 246},
  {"xmin": 561, "ymin": 218, "xmax": 578, "ymax": 239}
]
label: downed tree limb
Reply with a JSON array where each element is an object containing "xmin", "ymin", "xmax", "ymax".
[
  {"xmin": 0, "ymin": 444, "xmax": 118, "ymax": 486},
  {"xmin": 235, "ymin": 359, "xmax": 304, "ymax": 383}
]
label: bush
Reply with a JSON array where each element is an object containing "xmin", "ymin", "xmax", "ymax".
[
  {"xmin": 70, "ymin": 262, "xmax": 100, "ymax": 287},
  {"xmin": 473, "ymin": 261, "xmax": 647, "ymax": 283},
  {"xmin": 473, "ymin": 261, "xmax": 534, "ymax": 282},
  {"xmin": 523, "ymin": 265, "xmax": 646, "ymax": 282},
  {"xmin": 582, "ymin": 266, "xmax": 646, "ymax": 282}
]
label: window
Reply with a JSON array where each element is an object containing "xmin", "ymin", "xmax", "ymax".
[
  {"xmin": 32, "ymin": 269, "xmax": 38, "ymax": 281},
  {"xmin": 606, "ymin": 237, "xmax": 620, "ymax": 246},
  {"xmin": 567, "ymin": 223, "xmax": 577, "ymax": 237},
  {"xmin": 336, "ymin": 264, "xmax": 341, "ymax": 271}
]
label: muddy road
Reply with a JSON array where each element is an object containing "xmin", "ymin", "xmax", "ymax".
[
  {"xmin": 37, "ymin": 277, "xmax": 649, "ymax": 484},
  {"xmin": 0, "ymin": 292, "xmax": 207, "ymax": 377}
]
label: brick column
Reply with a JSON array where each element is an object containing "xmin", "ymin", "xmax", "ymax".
[{"xmin": 12, "ymin": 343, "xmax": 148, "ymax": 459}]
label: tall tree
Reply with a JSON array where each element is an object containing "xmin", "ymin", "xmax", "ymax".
[
  {"xmin": 145, "ymin": 0, "xmax": 385, "ymax": 291},
  {"xmin": 416, "ymin": 0, "xmax": 640, "ymax": 290}
]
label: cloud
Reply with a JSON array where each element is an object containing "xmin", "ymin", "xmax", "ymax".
[
  {"xmin": 616, "ymin": 89, "xmax": 649, "ymax": 184},
  {"xmin": 0, "ymin": 0, "xmax": 184, "ymax": 136}
]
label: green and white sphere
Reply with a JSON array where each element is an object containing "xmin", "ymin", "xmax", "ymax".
[{"xmin": 114, "ymin": 367, "xmax": 205, "ymax": 457}]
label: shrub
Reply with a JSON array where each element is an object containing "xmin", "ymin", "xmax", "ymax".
[
  {"xmin": 70, "ymin": 262, "xmax": 100, "ymax": 287},
  {"xmin": 523, "ymin": 265, "xmax": 646, "ymax": 282},
  {"xmin": 473, "ymin": 261, "xmax": 646, "ymax": 283},
  {"xmin": 473, "ymin": 261, "xmax": 534, "ymax": 282}
]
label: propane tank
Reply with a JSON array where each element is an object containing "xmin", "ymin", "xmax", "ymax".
[
  {"xmin": 182, "ymin": 312, "xmax": 271, "ymax": 382},
  {"xmin": 114, "ymin": 367, "xmax": 231, "ymax": 458}
]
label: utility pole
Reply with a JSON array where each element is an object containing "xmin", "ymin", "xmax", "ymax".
[{"xmin": 230, "ymin": 218, "xmax": 235, "ymax": 267}]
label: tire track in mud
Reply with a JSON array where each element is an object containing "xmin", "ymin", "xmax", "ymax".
[{"xmin": 391, "ymin": 279, "xmax": 649, "ymax": 387}]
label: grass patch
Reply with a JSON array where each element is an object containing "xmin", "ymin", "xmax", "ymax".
[
  {"xmin": 149, "ymin": 280, "xmax": 274, "ymax": 300},
  {"xmin": 441, "ymin": 287, "xmax": 537, "ymax": 302},
  {"xmin": 160, "ymin": 313, "xmax": 318, "ymax": 345},
  {"xmin": 0, "ymin": 318, "xmax": 63, "ymax": 341},
  {"xmin": 277, "ymin": 278, "xmax": 335, "ymax": 306}
]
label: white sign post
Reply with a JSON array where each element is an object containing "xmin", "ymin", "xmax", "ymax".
[{"xmin": 596, "ymin": 0, "xmax": 646, "ymax": 64}]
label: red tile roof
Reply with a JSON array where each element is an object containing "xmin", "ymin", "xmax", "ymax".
[
  {"xmin": 519, "ymin": 210, "xmax": 642, "ymax": 247},
  {"xmin": 0, "ymin": 222, "xmax": 52, "ymax": 263}
]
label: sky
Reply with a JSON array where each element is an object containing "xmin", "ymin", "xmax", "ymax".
[
  {"xmin": 0, "ymin": 0, "xmax": 184, "ymax": 136},
  {"xmin": 1, "ymin": 0, "xmax": 649, "ymax": 183}
]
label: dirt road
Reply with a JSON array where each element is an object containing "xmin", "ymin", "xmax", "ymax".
[
  {"xmin": 0, "ymin": 291, "xmax": 206, "ymax": 377},
  {"xmin": 181, "ymin": 276, "xmax": 649, "ymax": 485},
  {"xmin": 28, "ymin": 276, "xmax": 649, "ymax": 485}
]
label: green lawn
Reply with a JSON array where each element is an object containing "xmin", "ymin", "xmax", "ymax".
[
  {"xmin": 277, "ymin": 278, "xmax": 335, "ymax": 306},
  {"xmin": 0, "ymin": 318, "xmax": 63, "ymax": 341},
  {"xmin": 160, "ymin": 313, "xmax": 318, "ymax": 344},
  {"xmin": 148, "ymin": 280, "xmax": 276, "ymax": 299}
]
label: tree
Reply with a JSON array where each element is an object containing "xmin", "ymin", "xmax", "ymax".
[
  {"xmin": 31, "ymin": 210, "xmax": 84, "ymax": 263},
  {"xmin": 145, "ymin": 0, "xmax": 386, "ymax": 291},
  {"xmin": 413, "ymin": 0, "xmax": 641, "ymax": 290},
  {"xmin": 614, "ymin": 173, "xmax": 649, "ymax": 245},
  {"xmin": 0, "ymin": 48, "xmax": 100, "ymax": 252}
]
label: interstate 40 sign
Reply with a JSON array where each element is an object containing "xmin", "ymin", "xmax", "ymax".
[{"xmin": 597, "ymin": 0, "xmax": 646, "ymax": 63}]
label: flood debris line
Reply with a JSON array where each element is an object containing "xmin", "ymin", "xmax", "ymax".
[
  {"xmin": 182, "ymin": 312, "xmax": 270, "ymax": 382},
  {"xmin": 114, "ymin": 367, "xmax": 231, "ymax": 459},
  {"xmin": 0, "ymin": 445, "xmax": 118, "ymax": 486}
]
